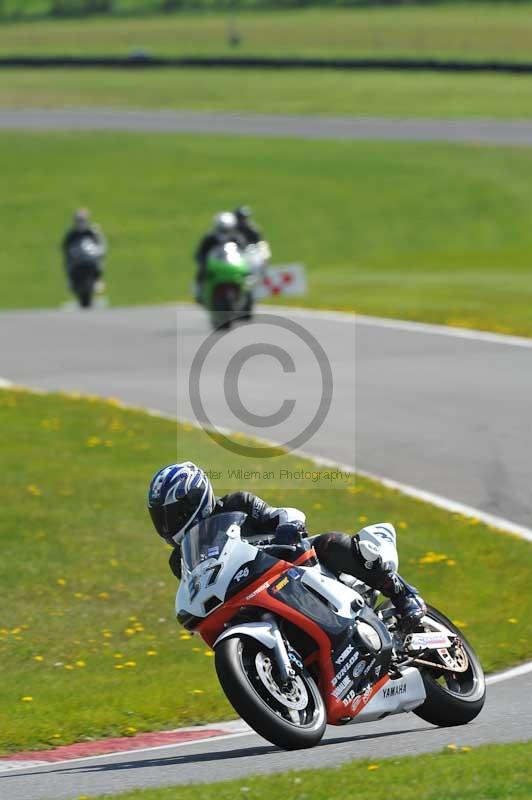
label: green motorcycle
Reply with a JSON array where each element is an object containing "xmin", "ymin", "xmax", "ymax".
[{"xmin": 201, "ymin": 243, "xmax": 255, "ymax": 330}]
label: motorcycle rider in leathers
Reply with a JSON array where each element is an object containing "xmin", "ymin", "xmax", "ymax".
[
  {"xmin": 148, "ymin": 462, "xmax": 426, "ymax": 630},
  {"xmin": 62, "ymin": 208, "xmax": 107, "ymax": 290},
  {"xmin": 193, "ymin": 211, "xmax": 247, "ymax": 302}
]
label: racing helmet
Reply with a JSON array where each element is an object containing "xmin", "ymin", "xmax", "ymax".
[
  {"xmin": 147, "ymin": 462, "xmax": 215, "ymax": 544},
  {"xmin": 234, "ymin": 205, "xmax": 252, "ymax": 222},
  {"xmin": 212, "ymin": 211, "xmax": 237, "ymax": 235},
  {"xmin": 73, "ymin": 208, "xmax": 90, "ymax": 230}
]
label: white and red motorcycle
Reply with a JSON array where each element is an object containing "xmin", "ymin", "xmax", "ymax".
[{"xmin": 177, "ymin": 512, "xmax": 485, "ymax": 750}]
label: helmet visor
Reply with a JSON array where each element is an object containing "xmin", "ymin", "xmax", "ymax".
[{"xmin": 149, "ymin": 488, "xmax": 207, "ymax": 543}]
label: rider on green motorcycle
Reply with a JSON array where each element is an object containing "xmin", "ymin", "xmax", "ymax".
[{"xmin": 194, "ymin": 212, "xmax": 247, "ymax": 302}]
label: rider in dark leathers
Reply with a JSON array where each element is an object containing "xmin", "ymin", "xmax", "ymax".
[
  {"xmin": 194, "ymin": 212, "xmax": 247, "ymax": 298},
  {"xmin": 62, "ymin": 208, "xmax": 106, "ymax": 288},
  {"xmin": 148, "ymin": 464, "xmax": 426, "ymax": 630},
  {"xmin": 234, "ymin": 205, "xmax": 262, "ymax": 246}
]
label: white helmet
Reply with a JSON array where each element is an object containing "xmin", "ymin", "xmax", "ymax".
[{"xmin": 213, "ymin": 211, "xmax": 237, "ymax": 235}]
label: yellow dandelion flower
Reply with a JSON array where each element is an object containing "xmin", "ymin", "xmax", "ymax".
[
  {"xmin": 507, "ymin": 618, "xmax": 518, "ymax": 624},
  {"xmin": 125, "ymin": 726, "xmax": 137, "ymax": 734},
  {"xmin": 398, "ymin": 522, "xmax": 408, "ymax": 529},
  {"xmin": 114, "ymin": 652, "xmax": 123, "ymax": 658},
  {"xmin": 51, "ymin": 734, "xmax": 61, "ymax": 739},
  {"xmin": 75, "ymin": 660, "xmax": 86, "ymax": 668},
  {"xmin": 367, "ymin": 764, "xmax": 379, "ymax": 771},
  {"xmin": 64, "ymin": 664, "xmax": 74, "ymax": 670},
  {"xmin": 114, "ymin": 664, "xmax": 124, "ymax": 670},
  {"xmin": 446, "ymin": 744, "xmax": 458, "ymax": 751},
  {"xmin": 124, "ymin": 628, "xmax": 135, "ymax": 636},
  {"xmin": 27, "ymin": 485, "xmax": 42, "ymax": 496},
  {"xmin": 179, "ymin": 633, "xmax": 192, "ymax": 641},
  {"xmin": 204, "ymin": 650, "xmax": 215, "ymax": 657},
  {"xmin": 192, "ymin": 647, "xmax": 201, "ymax": 652},
  {"xmin": 358, "ymin": 515, "xmax": 368, "ymax": 523},
  {"xmin": 97, "ymin": 592, "xmax": 110, "ymax": 600},
  {"xmin": 128, "ymin": 616, "xmax": 138, "ymax": 622},
  {"xmin": 125, "ymin": 661, "xmax": 136, "ymax": 668},
  {"xmin": 21, "ymin": 696, "xmax": 33, "ymax": 702},
  {"xmin": 33, "ymin": 656, "xmax": 44, "ymax": 662},
  {"xmin": 56, "ymin": 578, "xmax": 67, "ymax": 586},
  {"xmin": 11, "ymin": 627, "xmax": 21, "ymax": 634},
  {"xmin": 73, "ymin": 592, "xmax": 83, "ymax": 599},
  {"xmin": 146, "ymin": 650, "xmax": 157, "ymax": 656},
  {"xmin": 461, "ymin": 746, "xmax": 472, "ymax": 752},
  {"xmin": 192, "ymin": 689, "xmax": 204, "ymax": 694}
]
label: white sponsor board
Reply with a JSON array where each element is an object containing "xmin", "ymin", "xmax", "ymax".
[{"xmin": 254, "ymin": 264, "xmax": 307, "ymax": 299}]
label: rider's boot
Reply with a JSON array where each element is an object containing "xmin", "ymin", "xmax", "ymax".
[{"xmin": 373, "ymin": 570, "xmax": 427, "ymax": 630}]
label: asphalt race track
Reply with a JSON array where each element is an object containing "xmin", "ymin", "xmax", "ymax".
[
  {"xmin": 1, "ymin": 303, "xmax": 531, "ymax": 798},
  {"xmin": 5, "ymin": 108, "xmax": 532, "ymax": 145},
  {"xmin": 1, "ymin": 304, "xmax": 532, "ymax": 528},
  {"xmin": 0, "ymin": 670, "xmax": 529, "ymax": 800}
]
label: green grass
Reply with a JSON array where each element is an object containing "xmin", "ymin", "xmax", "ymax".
[
  {"xmin": 5, "ymin": 67, "xmax": 532, "ymax": 120},
  {"xmin": 1, "ymin": 387, "xmax": 531, "ymax": 753},
  {"xmin": 3, "ymin": 5, "xmax": 532, "ymax": 61},
  {"xmin": 85, "ymin": 742, "xmax": 532, "ymax": 800},
  {"xmin": 3, "ymin": 130, "xmax": 532, "ymax": 335}
]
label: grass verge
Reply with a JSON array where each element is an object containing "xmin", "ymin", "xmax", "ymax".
[
  {"xmin": 5, "ymin": 67, "xmax": 532, "ymax": 120},
  {"xmin": 3, "ymin": 131, "xmax": 532, "ymax": 335},
  {"xmin": 2, "ymin": 6, "xmax": 532, "ymax": 62},
  {"xmin": 1, "ymin": 387, "xmax": 531, "ymax": 754},
  {"xmin": 82, "ymin": 742, "xmax": 532, "ymax": 800}
]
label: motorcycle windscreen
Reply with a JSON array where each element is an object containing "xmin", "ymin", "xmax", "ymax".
[{"xmin": 182, "ymin": 511, "xmax": 247, "ymax": 572}]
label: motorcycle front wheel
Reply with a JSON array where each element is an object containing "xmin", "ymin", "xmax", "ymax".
[
  {"xmin": 215, "ymin": 635, "xmax": 326, "ymax": 750},
  {"xmin": 413, "ymin": 605, "xmax": 486, "ymax": 727}
]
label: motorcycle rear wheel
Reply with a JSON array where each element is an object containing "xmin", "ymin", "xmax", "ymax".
[
  {"xmin": 413, "ymin": 605, "xmax": 486, "ymax": 727},
  {"xmin": 215, "ymin": 635, "xmax": 326, "ymax": 750}
]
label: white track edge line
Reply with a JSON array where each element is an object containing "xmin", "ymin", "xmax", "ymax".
[
  {"xmin": 260, "ymin": 304, "xmax": 532, "ymax": 349},
  {"xmin": 2, "ymin": 377, "xmax": 531, "ymax": 543},
  {"xmin": 485, "ymin": 661, "xmax": 532, "ymax": 686},
  {"xmin": 0, "ymin": 731, "xmax": 253, "ymax": 774}
]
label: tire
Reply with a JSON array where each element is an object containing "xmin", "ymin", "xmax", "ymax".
[
  {"xmin": 238, "ymin": 292, "xmax": 254, "ymax": 322},
  {"xmin": 413, "ymin": 605, "xmax": 486, "ymax": 727},
  {"xmin": 215, "ymin": 635, "xmax": 326, "ymax": 750},
  {"xmin": 211, "ymin": 286, "xmax": 236, "ymax": 330},
  {"xmin": 78, "ymin": 287, "xmax": 93, "ymax": 308}
]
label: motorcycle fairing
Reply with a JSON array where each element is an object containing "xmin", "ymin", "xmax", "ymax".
[
  {"xmin": 267, "ymin": 568, "xmax": 353, "ymax": 646},
  {"xmin": 267, "ymin": 568, "xmax": 394, "ymax": 709}
]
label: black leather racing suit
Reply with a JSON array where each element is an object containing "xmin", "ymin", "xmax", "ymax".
[
  {"xmin": 62, "ymin": 225, "xmax": 106, "ymax": 281},
  {"xmin": 236, "ymin": 219, "xmax": 262, "ymax": 246},
  {"xmin": 194, "ymin": 231, "xmax": 248, "ymax": 283}
]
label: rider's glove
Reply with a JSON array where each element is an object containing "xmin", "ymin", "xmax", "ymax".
[{"xmin": 274, "ymin": 521, "xmax": 307, "ymax": 546}]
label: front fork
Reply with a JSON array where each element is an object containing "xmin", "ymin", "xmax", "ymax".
[{"xmin": 262, "ymin": 613, "xmax": 296, "ymax": 684}]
